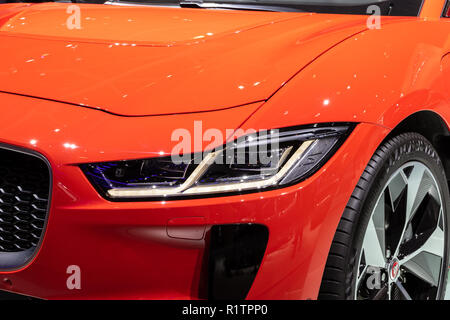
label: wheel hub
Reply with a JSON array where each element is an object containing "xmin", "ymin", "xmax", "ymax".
[{"xmin": 388, "ymin": 258, "xmax": 401, "ymax": 282}]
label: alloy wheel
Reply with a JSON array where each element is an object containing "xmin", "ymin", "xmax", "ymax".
[{"xmin": 355, "ymin": 161, "xmax": 446, "ymax": 300}]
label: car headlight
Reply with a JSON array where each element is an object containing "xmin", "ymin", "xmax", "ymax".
[{"xmin": 81, "ymin": 123, "xmax": 354, "ymax": 200}]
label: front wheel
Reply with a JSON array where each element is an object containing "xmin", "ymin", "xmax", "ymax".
[{"xmin": 319, "ymin": 133, "xmax": 450, "ymax": 300}]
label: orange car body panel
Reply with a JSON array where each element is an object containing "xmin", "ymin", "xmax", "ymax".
[
  {"xmin": 0, "ymin": 92, "xmax": 389, "ymax": 299},
  {"xmin": 0, "ymin": 0, "xmax": 448, "ymax": 299},
  {"xmin": 0, "ymin": 4, "xmax": 378, "ymax": 116}
]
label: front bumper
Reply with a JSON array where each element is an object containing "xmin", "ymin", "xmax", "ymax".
[{"xmin": 0, "ymin": 92, "xmax": 389, "ymax": 299}]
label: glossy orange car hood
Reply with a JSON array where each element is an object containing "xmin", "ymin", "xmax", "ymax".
[{"xmin": 0, "ymin": 3, "xmax": 370, "ymax": 116}]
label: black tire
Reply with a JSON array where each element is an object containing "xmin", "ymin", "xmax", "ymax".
[{"xmin": 318, "ymin": 132, "xmax": 450, "ymax": 300}]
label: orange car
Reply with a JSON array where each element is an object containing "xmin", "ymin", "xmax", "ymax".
[{"xmin": 0, "ymin": 0, "xmax": 449, "ymax": 300}]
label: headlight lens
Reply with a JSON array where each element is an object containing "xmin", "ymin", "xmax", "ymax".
[{"xmin": 81, "ymin": 124, "xmax": 354, "ymax": 200}]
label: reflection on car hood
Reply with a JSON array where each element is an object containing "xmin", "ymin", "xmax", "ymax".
[{"xmin": 0, "ymin": 3, "xmax": 370, "ymax": 116}]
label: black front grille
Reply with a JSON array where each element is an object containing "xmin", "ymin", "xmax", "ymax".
[{"xmin": 0, "ymin": 147, "xmax": 50, "ymax": 254}]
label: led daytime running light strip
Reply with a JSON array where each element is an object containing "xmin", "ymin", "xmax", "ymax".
[{"xmin": 107, "ymin": 140, "xmax": 315, "ymax": 198}]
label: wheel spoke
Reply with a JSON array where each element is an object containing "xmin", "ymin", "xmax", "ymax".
[
  {"xmin": 362, "ymin": 216, "xmax": 386, "ymax": 268},
  {"xmin": 395, "ymin": 280, "xmax": 412, "ymax": 300},
  {"xmin": 387, "ymin": 283, "xmax": 391, "ymax": 300},
  {"xmin": 356, "ymin": 264, "xmax": 368, "ymax": 289},
  {"xmin": 395, "ymin": 165, "xmax": 440, "ymax": 257},
  {"xmin": 387, "ymin": 170, "xmax": 408, "ymax": 211},
  {"xmin": 388, "ymin": 185, "xmax": 407, "ymax": 257},
  {"xmin": 373, "ymin": 283, "xmax": 389, "ymax": 300},
  {"xmin": 402, "ymin": 222, "xmax": 445, "ymax": 261},
  {"xmin": 405, "ymin": 164, "xmax": 427, "ymax": 223},
  {"xmin": 401, "ymin": 226, "xmax": 444, "ymax": 287}
]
